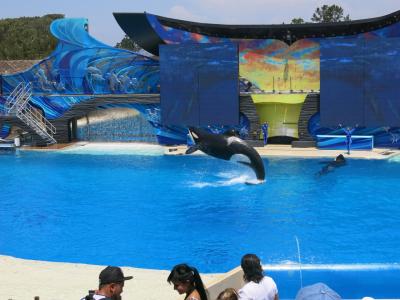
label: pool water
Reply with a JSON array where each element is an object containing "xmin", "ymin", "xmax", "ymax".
[{"xmin": 1, "ymin": 150, "xmax": 400, "ymax": 296}]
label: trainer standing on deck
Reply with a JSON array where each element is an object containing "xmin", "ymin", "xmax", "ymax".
[
  {"xmin": 261, "ymin": 122, "xmax": 269, "ymax": 146},
  {"xmin": 340, "ymin": 124, "xmax": 357, "ymax": 155},
  {"xmin": 81, "ymin": 266, "xmax": 133, "ymax": 300}
]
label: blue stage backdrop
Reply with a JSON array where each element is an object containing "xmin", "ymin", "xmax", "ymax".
[
  {"xmin": 159, "ymin": 43, "xmax": 239, "ymax": 126},
  {"xmin": 320, "ymin": 36, "xmax": 400, "ymax": 127}
]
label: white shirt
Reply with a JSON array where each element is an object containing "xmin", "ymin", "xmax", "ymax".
[
  {"xmin": 92, "ymin": 296, "xmax": 108, "ymax": 300},
  {"xmin": 239, "ymin": 276, "xmax": 278, "ymax": 300}
]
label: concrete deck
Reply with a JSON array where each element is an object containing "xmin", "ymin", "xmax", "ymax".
[
  {"xmin": 21, "ymin": 141, "xmax": 400, "ymax": 160},
  {"xmin": 165, "ymin": 144, "xmax": 400, "ymax": 160}
]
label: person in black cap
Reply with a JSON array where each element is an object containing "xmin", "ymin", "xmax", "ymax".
[{"xmin": 81, "ymin": 266, "xmax": 133, "ymax": 300}]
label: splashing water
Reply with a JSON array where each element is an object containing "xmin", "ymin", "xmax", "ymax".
[
  {"xmin": 295, "ymin": 235, "xmax": 303, "ymax": 288},
  {"xmin": 188, "ymin": 171, "xmax": 256, "ymax": 188},
  {"xmin": 59, "ymin": 142, "xmax": 164, "ymax": 156}
]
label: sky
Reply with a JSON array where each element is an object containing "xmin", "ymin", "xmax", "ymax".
[{"xmin": 1, "ymin": 0, "xmax": 400, "ymax": 46}]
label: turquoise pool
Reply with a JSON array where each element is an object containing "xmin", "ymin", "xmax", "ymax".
[{"xmin": 0, "ymin": 149, "xmax": 399, "ymax": 298}]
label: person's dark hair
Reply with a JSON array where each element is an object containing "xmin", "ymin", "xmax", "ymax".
[
  {"xmin": 241, "ymin": 254, "xmax": 264, "ymax": 283},
  {"xmin": 167, "ymin": 263, "xmax": 208, "ymax": 300}
]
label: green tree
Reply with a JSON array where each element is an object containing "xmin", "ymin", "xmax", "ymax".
[
  {"xmin": 291, "ymin": 18, "xmax": 305, "ymax": 24},
  {"xmin": 311, "ymin": 4, "xmax": 351, "ymax": 23},
  {"xmin": 0, "ymin": 14, "xmax": 64, "ymax": 60},
  {"xmin": 115, "ymin": 35, "xmax": 142, "ymax": 52}
]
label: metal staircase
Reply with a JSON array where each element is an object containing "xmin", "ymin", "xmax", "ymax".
[{"xmin": 5, "ymin": 82, "xmax": 57, "ymax": 145}]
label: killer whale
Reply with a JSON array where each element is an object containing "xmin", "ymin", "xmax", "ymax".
[
  {"xmin": 317, "ymin": 154, "xmax": 346, "ymax": 176},
  {"xmin": 186, "ymin": 127, "xmax": 265, "ymax": 182}
]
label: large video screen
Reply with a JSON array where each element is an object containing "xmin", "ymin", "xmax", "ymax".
[
  {"xmin": 160, "ymin": 43, "xmax": 239, "ymax": 126},
  {"xmin": 364, "ymin": 37, "xmax": 400, "ymax": 126},
  {"xmin": 320, "ymin": 37, "xmax": 400, "ymax": 127}
]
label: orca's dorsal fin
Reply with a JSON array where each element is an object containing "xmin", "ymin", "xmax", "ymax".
[{"xmin": 186, "ymin": 146, "xmax": 199, "ymax": 155}]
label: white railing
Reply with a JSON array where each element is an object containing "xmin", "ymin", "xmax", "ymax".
[
  {"xmin": 5, "ymin": 82, "xmax": 31, "ymax": 113},
  {"xmin": 5, "ymin": 82, "xmax": 57, "ymax": 145}
]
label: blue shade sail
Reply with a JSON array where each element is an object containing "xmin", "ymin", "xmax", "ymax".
[{"xmin": 160, "ymin": 43, "xmax": 239, "ymax": 126}]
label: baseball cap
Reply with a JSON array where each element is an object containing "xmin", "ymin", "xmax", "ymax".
[{"xmin": 99, "ymin": 266, "xmax": 133, "ymax": 285}]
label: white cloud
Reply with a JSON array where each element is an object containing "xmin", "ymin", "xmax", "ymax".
[{"xmin": 167, "ymin": 5, "xmax": 206, "ymax": 22}]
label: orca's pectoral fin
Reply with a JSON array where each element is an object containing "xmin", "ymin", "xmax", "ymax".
[{"xmin": 185, "ymin": 146, "xmax": 199, "ymax": 155}]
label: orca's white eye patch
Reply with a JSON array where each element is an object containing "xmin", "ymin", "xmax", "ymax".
[{"xmin": 191, "ymin": 132, "xmax": 199, "ymax": 139}]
